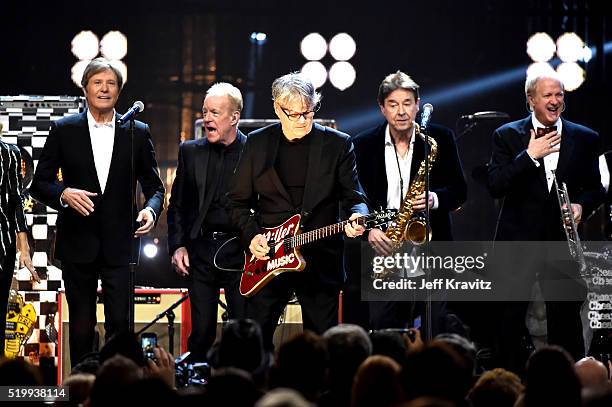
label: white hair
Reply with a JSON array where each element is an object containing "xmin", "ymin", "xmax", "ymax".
[{"xmin": 206, "ymin": 82, "xmax": 243, "ymax": 112}]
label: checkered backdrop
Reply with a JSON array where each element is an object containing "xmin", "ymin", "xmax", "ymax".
[{"xmin": 1, "ymin": 95, "xmax": 85, "ymax": 368}]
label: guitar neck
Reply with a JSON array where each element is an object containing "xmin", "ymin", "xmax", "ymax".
[{"xmin": 288, "ymin": 217, "xmax": 366, "ymax": 249}]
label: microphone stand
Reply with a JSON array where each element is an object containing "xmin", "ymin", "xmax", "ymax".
[
  {"xmin": 423, "ymin": 125, "xmax": 433, "ymax": 342},
  {"xmin": 128, "ymin": 117, "xmax": 136, "ymax": 333},
  {"xmin": 137, "ymin": 293, "xmax": 190, "ymax": 354},
  {"xmin": 456, "ymin": 120, "xmax": 478, "ymax": 140}
]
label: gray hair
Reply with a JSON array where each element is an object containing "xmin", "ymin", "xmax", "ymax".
[
  {"xmin": 81, "ymin": 57, "xmax": 124, "ymax": 90},
  {"xmin": 323, "ymin": 323, "xmax": 373, "ymax": 356},
  {"xmin": 271, "ymin": 72, "xmax": 321, "ymax": 110},
  {"xmin": 378, "ymin": 70, "xmax": 420, "ymax": 105},
  {"xmin": 206, "ymin": 82, "xmax": 244, "ymax": 112},
  {"xmin": 525, "ymin": 71, "xmax": 564, "ymax": 111}
]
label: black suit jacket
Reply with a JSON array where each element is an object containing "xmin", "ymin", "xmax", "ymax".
[
  {"xmin": 488, "ymin": 116, "xmax": 604, "ymax": 241},
  {"xmin": 30, "ymin": 111, "xmax": 165, "ymax": 265},
  {"xmin": 0, "ymin": 141, "xmax": 28, "ymax": 258},
  {"xmin": 353, "ymin": 122, "xmax": 467, "ymax": 241},
  {"xmin": 167, "ymin": 130, "xmax": 246, "ymax": 255},
  {"xmin": 227, "ymin": 123, "xmax": 368, "ymax": 285}
]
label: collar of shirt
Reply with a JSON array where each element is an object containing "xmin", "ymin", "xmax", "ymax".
[
  {"xmin": 531, "ymin": 113, "xmax": 562, "ymax": 136},
  {"xmin": 87, "ymin": 110, "xmax": 116, "ymax": 130},
  {"xmin": 384, "ymin": 124, "xmax": 415, "ymax": 154}
]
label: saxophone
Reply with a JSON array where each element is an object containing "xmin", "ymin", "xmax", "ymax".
[{"xmin": 385, "ymin": 122, "xmax": 438, "ymax": 247}]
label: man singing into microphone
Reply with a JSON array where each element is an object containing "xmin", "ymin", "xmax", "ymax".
[{"xmin": 31, "ymin": 57, "xmax": 165, "ymax": 367}]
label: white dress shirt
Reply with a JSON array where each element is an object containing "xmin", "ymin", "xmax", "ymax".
[
  {"xmin": 87, "ymin": 110, "xmax": 116, "ymax": 193},
  {"xmin": 529, "ymin": 114, "xmax": 563, "ymax": 191},
  {"xmin": 384, "ymin": 125, "xmax": 438, "ymax": 210}
]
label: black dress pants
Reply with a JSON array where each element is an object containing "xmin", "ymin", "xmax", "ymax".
[
  {"xmin": 187, "ymin": 236, "xmax": 246, "ymax": 361},
  {"xmin": 62, "ymin": 255, "xmax": 130, "ymax": 367},
  {"xmin": 247, "ymin": 271, "xmax": 339, "ymax": 350}
]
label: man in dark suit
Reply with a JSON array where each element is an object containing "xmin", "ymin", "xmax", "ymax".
[
  {"xmin": 167, "ymin": 83, "xmax": 247, "ymax": 361},
  {"xmin": 30, "ymin": 58, "xmax": 164, "ymax": 366},
  {"xmin": 227, "ymin": 73, "xmax": 368, "ymax": 349},
  {"xmin": 488, "ymin": 71, "xmax": 603, "ymax": 371},
  {"xmin": 352, "ymin": 71, "xmax": 467, "ymax": 332},
  {"xmin": 0, "ymin": 123, "xmax": 39, "ymax": 355}
]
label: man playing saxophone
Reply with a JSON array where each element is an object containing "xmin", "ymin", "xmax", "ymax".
[
  {"xmin": 350, "ymin": 71, "xmax": 467, "ymax": 332},
  {"xmin": 488, "ymin": 71, "xmax": 604, "ymax": 373}
]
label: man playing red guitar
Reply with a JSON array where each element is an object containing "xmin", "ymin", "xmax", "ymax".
[{"xmin": 227, "ymin": 73, "xmax": 367, "ymax": 349}]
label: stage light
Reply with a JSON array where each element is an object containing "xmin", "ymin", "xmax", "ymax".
[
  {"xmin": 526, "ymin": 62, "xmax": 556, "ymax": 79},
  {"xmin": 71, "ymin": 60, "xmax": 90, "ymax": 87},
  {"xmin": 301, "ymin": 61, "xmax": 327, "ymax": 88},
  {"xmin": 109, "ymin": 60, "xmax": 128, "ymax": 85},
  {"xmin": 71, "ymin": 30, "xmax": 99, "ymax": 60},
  {"xmin": 581, "ymin": 46, "xmax": 593, "ymax": 63},
  {"xmin": 300, "ymin": 33, "xmax": 327, "ymax": 61},
  {"xmin": 100, "ymin": 31, "xmax": 128, "ymax": 60},
  {"xmin": 556, "ymin": 62, "xmax": 585, "ymax": 91},
  {"xmin": 143, "ymin": 243, "xmax": 158, "ymax": 258},
  {"xmin": 328, "ymin": 33, "xmax": 356, "ymax": 61},
  {"xmin": 556, "ymin": 32, "xmax": 584, "ymax": 62},
  {"xmin": 250, "ymin": 32, "xmax": 267, "ymax": 44},
  {"xmin": 526, "ymin": 32, "xmax": 556, "ymax": 62},
  {"xmin": 329, "ymin": 62, "xmax": 356, "ymax": 91}
]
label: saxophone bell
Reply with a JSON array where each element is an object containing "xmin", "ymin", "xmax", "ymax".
[{"xmin": 404, "ymin": 213, "xmax": 432, "ymax": 245}]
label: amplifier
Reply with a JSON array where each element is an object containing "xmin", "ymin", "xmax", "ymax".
[
  {"xmin": 57, "ymin": 288, "xmax": 305, "ymax": 382},
  {"xmin": 58, "ymin": 288, "xmax": 190, "ymax": 382}
]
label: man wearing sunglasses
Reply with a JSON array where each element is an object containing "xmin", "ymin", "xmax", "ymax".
[{"xmin": 227, "ymin": 72, "xmax": 368, "ymax": 350}]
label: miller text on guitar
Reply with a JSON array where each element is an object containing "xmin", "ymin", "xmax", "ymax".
[{"xmin": 240, "ymin": 210, "xmax": 397, "ymax": 297}]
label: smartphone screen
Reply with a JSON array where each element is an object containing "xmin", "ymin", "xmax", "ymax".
[
  {"xmin": 413, "ymin": 315, "xmax": 422, "ymax": 330},
  {"xmin": 141, "ymin": 333, "xmax": 157, "ymax": 360}
]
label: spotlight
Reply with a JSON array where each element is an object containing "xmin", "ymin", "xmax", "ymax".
[
  {"xmin": 100, "ymin": 31, "xmax": 128, "ymax": 60},
  {"xmin": 71, "ymin": 30, "xmax": 100, "ymax": 60},
  {"xmin": 250, "ymin": 32, "xmax": 267, "ymax": 44},
  {"xmin": 526, "ymin": 32, "xmax": 556, "ymax": 62},
  {"xmin": 526, "ymin": 62, "xmax": 556, "ymax": 79},
  {"xmin": 300, "ymin": 33, "xmax": 327, "ymax": 61},
  {"xmin": 556, "ymin": 32, "xmax": 584, "ymax": 63},
  {"xmin": 328, "ymin": 62, "xmax": 356, "ymax": 91},
  {"xmin": 581, "ymin": 46, "xmax": 593, "ymax": 63},
  {"xmin": 301, "ymin": 61, "xmax": 327, "ymax": 88},
  {"xmin": 143, "ymin": 243, "xmax": 158, "ymax": 258},
  {"xmin": 328, "ymin": 33, "xmax": 356, "ymax": 61},
  {"xmin": 71, "ymin": 60, "xmax": 91, "ymax": 87},
  {"xmin": 108, "ymin": 60, "xmax": 128, "ymax": 85},
  {"xmin": 556, "ymin": 62, "xmax": 585, "ymax": 92}
]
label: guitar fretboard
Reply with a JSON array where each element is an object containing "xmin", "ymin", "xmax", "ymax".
[{"xmin": 286, "ymin": 218, "xmax": 365, "ymax": 249}]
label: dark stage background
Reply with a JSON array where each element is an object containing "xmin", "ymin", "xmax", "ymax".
[{"xmin": 2, "ymin": 0, "xmax": 610, "ymax": 287}]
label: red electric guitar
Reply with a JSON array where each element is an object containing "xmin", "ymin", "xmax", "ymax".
[{"xmin": 240, "ymin": 210, "xmax": 397, "ymax": 297}]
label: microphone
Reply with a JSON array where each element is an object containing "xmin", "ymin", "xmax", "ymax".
[
  {"xmin": 117, "ymin": 101, "xmax": 145, "ymax": 124},
  {"xmin": 460, "ymin": 111, "xmax": 509, "ymax": 121},
  {"xmin": 420, "ymin": 103, "xmax": 433, "ymax": 131}
]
